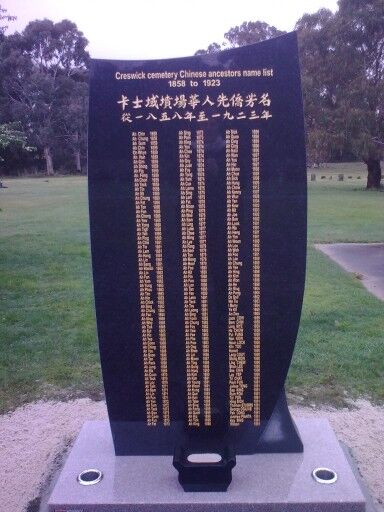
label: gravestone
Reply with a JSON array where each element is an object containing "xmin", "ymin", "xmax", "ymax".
[
  {"xmin": 88, "ymin": 31, "xmax": 306, "ymax": 468},
  {"xmin": 48, "ymin": 32, "xmax": 366, "ymax": 510}
]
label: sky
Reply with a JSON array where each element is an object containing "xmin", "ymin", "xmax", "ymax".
[{"xmin": 2, "ymin": 0, "xmax": 338, "ymax": 59}]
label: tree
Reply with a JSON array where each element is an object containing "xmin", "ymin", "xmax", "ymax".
[
  {"xmin": 0, "ymin": 4, "xmax": 15, "ymax": 123},
  {"xmin": 3, "ymin": 19, "xmax": 89, "ymax": 175},
  {"xmin": 223, "ymin": 21, "xmax": 285, "ymax": 47},
  {"xmin": 4, "ymin": 49, "xmax": 56, "ymax": 174},
  {"xmin": 296, "ymin": 9, "xmax": 346, "ymax": 166},
  {"xmin": 195, "ymin": 42, "xmax": 221, "ymax": 56},
  {"xmin": 195, "ymin": 21, "xmax": 285, "ymax": 54},
  {"xmin": 198, "ymin": 7, "xmax": 383, "ymax": 189},
  {"xmin": 336, "ymin": 0, "xmax": 383, "ymax": 189},
  {"xmin": 22, "ymin": 19, "xmax": 89, "ymax": 76},
  {"xmin": 296, "ymin": 2, "xmax": 383, "ymax": 188},
  {"xmin": 57, "ymin": 77, "xmax": 88, "ymax": 173}
]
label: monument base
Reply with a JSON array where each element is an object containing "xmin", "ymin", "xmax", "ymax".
[{"xmin": 48, "ymin": 419, "xmax": 365, "ymax": 512}]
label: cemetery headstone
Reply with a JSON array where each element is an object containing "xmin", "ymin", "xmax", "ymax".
[{"xmin": 87, "ymin": 31, "xmax": 306, "ymax": 489}]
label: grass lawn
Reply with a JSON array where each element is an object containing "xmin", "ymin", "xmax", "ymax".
[
  {"xmin": 0, "ymin": 177, "xmax": 101, "ymax": 412},
  {"xmin": 290, "ymin": 162, "xmax": 384, "ymax": 404},
  {"xmin": 0, "ymin": 164, "xmax": 383, "ymax": 412}
]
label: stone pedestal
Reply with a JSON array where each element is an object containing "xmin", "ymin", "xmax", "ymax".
[{"xmin": 48, "ymin": 419, "xmax": 365, "ymax": 512}]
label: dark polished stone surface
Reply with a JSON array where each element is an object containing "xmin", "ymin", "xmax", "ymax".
[{"xmin": 88, "ymin": 33, "xmax": 306, "ymax": 455}]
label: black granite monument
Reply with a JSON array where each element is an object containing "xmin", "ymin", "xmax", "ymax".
[{"xmin": 88, "ymin": 32, "xmax": 306, "ymax": 491}]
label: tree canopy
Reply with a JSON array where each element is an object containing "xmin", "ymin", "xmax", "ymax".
[
  {"xmin": 0, "ymin": 3, "xmax": 382, "ymax": 187},
  {"xmin": 196, "ymin": 2, "xmax": 383, "ymax": 188},
  {"xmin": 195, "ymin": 21, "xmax": 285, "ymax": 54},
  {"xmin": 0, "ymin": 16, "xmax": 89, "ymax": 175},
  {"xmin": 297, "ymin": 0, "xmax": 383, "ymax": 187}
]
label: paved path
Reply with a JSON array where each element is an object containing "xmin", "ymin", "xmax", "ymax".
[{"xmin": 316, "ymin": 243, "xmax": 384, "ymax": 301}]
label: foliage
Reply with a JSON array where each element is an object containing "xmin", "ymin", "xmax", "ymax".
[
  {"xmin": 0, "ymin": 121, "xmax": 35, "ymax": 169},
  {"xmin": 0, "ymin": 19, "xmax": 89, "ymax": 175},
  {"xmin": 196, "ymin": 4, "xmax": 383, "ymax": 188},
  {"xmin": 56, "ymin": 78, "xmax": 89, "ymax": 172},
  {"xmin": 22, "ymin": 18, "xmax": 89, "ymax": 74},
  {"xmin": 295, "ymin": 9, "xmax": 345, "ymax": 165},
  {"xmin": 296, "ymin": 1, "xmax": 384, "ymax": 188},
  {"xmin": 0, "ymin": 5, "xmax": 382, "ymax": 183},
  {"xmin": 223, "ymin": 21, "xmax": 285, "ymax": 47},
  {"xmin": 0, "ymin": 122, "xmax": 31, "ymax": 150},
  {"xmin": 195, "ymin": 20, "xmax": 285, "ymax": 54}
]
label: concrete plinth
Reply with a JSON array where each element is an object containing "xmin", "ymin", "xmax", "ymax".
[{"xmin": 48, "ymin": 419, "xmax": 365, "ymax": 512}]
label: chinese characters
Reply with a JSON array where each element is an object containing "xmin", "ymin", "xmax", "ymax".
[{"xmin": 118, "ymin": 92, "xmax": 272, "ymax": 124}]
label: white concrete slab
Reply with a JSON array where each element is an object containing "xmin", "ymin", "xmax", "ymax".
[{"xmin": 48, "ymin": 419, "xmax": 365, "ymax": 511}]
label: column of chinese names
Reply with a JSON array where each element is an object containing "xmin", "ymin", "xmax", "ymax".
[
  {"xmin": 149, "ymin": 131, "xmax": 170, "ymax": 426},
  {"xmin": 132, "ymin": 132, "xmax": 158, "ymax": 425},
  {"xmin": 252, "ymin": 129, "xmax": 261, "ymax": 426},
  {"xmin": 196, "ymin": 130, "xmax": 211, "ymax": 426},
  {"xmin": 226, "ymin": 129, "xmax": 253, "ymax": 426},
  {"xmin": 179, "ymin": 130, "xmax": 201, "ymax": 426},
  {"xmin": 132, "ymin": 131, "xmax": 170, "ymax": 426}
]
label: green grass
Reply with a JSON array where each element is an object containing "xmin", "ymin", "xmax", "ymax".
[
  {"xmin": 307, "ymin": 162, "xmax": 383, "ymax": 243},
  {"xmin": 288, "ymin": 247, "xmax": 384, "ymax": 404},
  {"xmin": 0, "ymin": 164, "xmax": 383, "ymax": 412},
  {"xmin": 0, "ymin": 178, "xmax": 101, "ymax": 412},
  {"xmin": 288, "ymin": 162, "xmax": 384, "ymax": 404}
]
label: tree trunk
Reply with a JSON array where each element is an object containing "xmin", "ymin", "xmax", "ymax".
[
  {"xmin": 74, "ymin": 148, "xmax": 81, "ymax": 173},
  {"xmin": 44, "ymin": 146, "xmax": 54, "ymax": 176},
  {"xmin": 364, "ymin": 158, "xmax": 381, "ymax": 189}
]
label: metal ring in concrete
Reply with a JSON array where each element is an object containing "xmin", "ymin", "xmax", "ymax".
[
  {"xmin": 312, "ymin": 467, "xmax": 338, "ymax": 484},
  {"xmin": 77, "ymin": 468, "xmax": 103, "ymax": 486}
]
